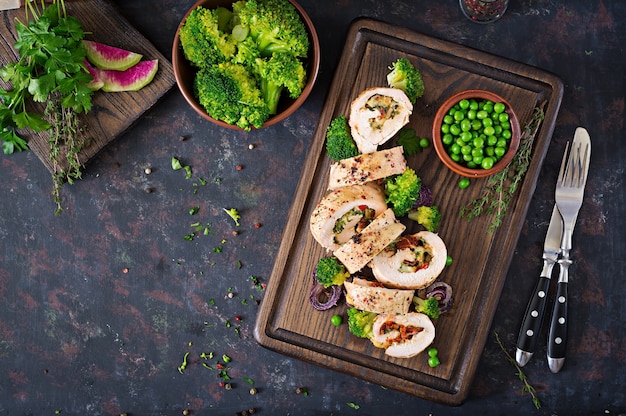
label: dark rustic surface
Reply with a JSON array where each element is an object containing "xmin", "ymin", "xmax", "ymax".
[{"xmin": 0, "ymin": 0, "xmax": 624, "ymax": 415}]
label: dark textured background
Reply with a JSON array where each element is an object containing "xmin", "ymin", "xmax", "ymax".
[{"xmin": 1, "ymin": 0, "xmax": 624, "ymax": 415}]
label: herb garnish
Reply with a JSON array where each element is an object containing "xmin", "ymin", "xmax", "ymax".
[
  {"xmin": 460, "ymin": 104, "xmax": 546, "ymax": 232},
  {"xmin": 0, "ymin": 0, "xmax": 94, "ymax": 214},
  {"xmin": 494, "ymin": 331, "xmax": 541, "ymax": 409}
]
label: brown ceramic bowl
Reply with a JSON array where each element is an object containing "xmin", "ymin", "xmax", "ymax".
[
  {"xmin": 432, "ymin": 89, "xmax": 521, "ymax": 178},
  {"xmin": 172, "ymin": 0, "xmax": 320, "ymax": 130}
]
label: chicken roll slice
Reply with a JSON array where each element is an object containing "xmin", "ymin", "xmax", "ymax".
[
  {"xmin": 371, "ymin": 312, "xmax": 435, "ymax": 358},
  {"xmin": 334, "ymin": 208, "xmax": 405, "ymax": 274},
  {"xmin": 371, "ymin": 231, "xmax": 447, "ymax": 290},
  {"xmin": 310, "ymin": 183, "xmax": 387, "ymax": 252},
  {"xmin": 349, "ymin": 87, "xmax": 413, "ymax": 154},
  {"xmin": 344, "ymin": 277, "xmax": 414, "ymax": 315},
  {"xmin": 327, "ymin": 146, "xmax": 407, "ymax": 191}
]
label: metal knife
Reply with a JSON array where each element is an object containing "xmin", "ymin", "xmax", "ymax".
[
  {"xmin": 547, "ymin": 127, "xmax": 591, "ymax": 373},
  {"xmin": 515, "ymin": 205, "xmax": 562, "ymax": 367}
]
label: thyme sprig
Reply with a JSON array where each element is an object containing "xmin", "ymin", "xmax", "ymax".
[
  {"xmin": 460, "ymin": 104, "xmax": 546, "ymax": 232},
  {"xmin": 493, "ymin": 331, "xmax": 541, "ymax": 409}
]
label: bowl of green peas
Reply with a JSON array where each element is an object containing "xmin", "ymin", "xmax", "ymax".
[{"xmin": 432, "ymin": 89, "xmax": 521, "ymax": 178}]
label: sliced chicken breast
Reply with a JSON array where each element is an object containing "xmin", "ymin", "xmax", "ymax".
[
  {"xmin": 327, "ymin": 146, "xmax": 407, "ymax": 190},
  {"xmin": 371, "ymin": 312, "xmax": 435, "ymax": 358}
]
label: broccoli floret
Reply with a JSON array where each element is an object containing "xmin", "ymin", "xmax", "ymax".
[
  {"xmin": 413, "ymin": 296, "xmax": 440, "ymax": 320},
  {"xmin": 254, "ymin": 52, "xmax": 307, "ymax": 115},
  {"xmin": 179, "ymin": 6, "xmax": 237, "ymax": 68},
  {"xmin": 194, "ymin": 62, "xmax": 269, "ymax": 130},
  {"xmin": 325, "ymin": 115, "xmax": 359, "ymax": 162},
  {"xmin": 236, "ymin": 0, "xmax": 309, "ymax": 58},
  {"xmin": 315, "ymin": 256, "xmax": 350, "ymax": 288},
  {"xmin": 387, "ymin": 57, "xmax": 424, "ymax": 104},
  {"xmin": 408, "ymin": 205, "xmax": 441, "ymax": 232},
  {"xmin": 384, "ymin": 167, "xmax": 421, "ymax": 217},
  {"xmin": 347, "ymin": 307, "xmax": 378, "ymax": 339}
]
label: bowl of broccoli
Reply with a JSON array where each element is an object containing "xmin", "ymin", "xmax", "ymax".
[
  {"xmin": 432, "ymin": 89, "xmax": 521, "ymax": 178},
  {"xmin": 172, "ymin": 0, "xmax": 320, "ymax": 131}
]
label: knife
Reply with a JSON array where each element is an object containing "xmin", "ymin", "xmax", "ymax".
[
  {"xmin": 515, "ymin": 205, "xmax": 562, "ymax": 367},
  {"xmin": 547, "ymin": 127, "xmax": 591, "ymax": 373}
]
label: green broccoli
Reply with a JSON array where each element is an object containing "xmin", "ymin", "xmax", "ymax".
[
  {"xmin": 179, "ymin": 6, "xmax": 237, "ymax": 68},
  {"xmin": 325, "ymin": 115, "xmax": 359, "ymax": 162},
  {"xmin": 235, "ymin": 0, "xmax": 310, "ymax": 58},
  {"xmin": 254, "ymin": 52, "xmax": 307, "ymax": 115},
  {"xmin": 413, "ymin": 296, "xmax": 440, "ymax": 320},
  {"xmin": 387, "ymin": 57, "xmax": 425, "ymax": 104},
  {"xmin": 315, "ymin": 256, "xmax": 350, "ymax": 288},
  {"xmin": 384, "ymin": 167, "xmax": 421, "ymax": 217},
  {"xmin": 408, "ymin": 205, "xmax": 441, "ymax": 232},
  {"xmin": 194, "ymin": 62, "xmax": 269, "ymax": 130},
  {"xmin": 347, "ymin": 307, "xmax": 378, "ymax": 339}
]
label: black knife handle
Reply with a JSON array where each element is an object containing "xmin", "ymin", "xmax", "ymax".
[
  {"xmin": 517, "ymin": 276, "xmax": 551, "ymax": 358},
  {"xmin": 548, "ymin": 280, "xmax": 568, "ymax": 371}
]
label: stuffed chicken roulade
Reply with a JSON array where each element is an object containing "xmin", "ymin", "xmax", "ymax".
[
  {"xmin": 334, "ymin": 208, "xmax": 405, "ymax": 274},
  {"xmin": 370, "ymin": 231, "xmax": 447, "ymax": 290},
  {"xmin": 327, "ymin": 146, "xmax": 407, "ymax": 191},
  {"xmin": 371, "ymin": 312, "xmax": 435, "ymax": 358},
  {"xmin": 310, "ymin": 183, "xmax": 387, "ymax": 252},
  {"xmin": 348, "ymin": 87, "xmax": 413, "ymax": 154},
  {"xmin": 344, "ymin": 277, "xmax": 414, "ymax": 315}
]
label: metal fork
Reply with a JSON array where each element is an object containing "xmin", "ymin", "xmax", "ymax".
[{"xmin": 548, "ymin": 127, "xmax": 591, "ymax": 373}]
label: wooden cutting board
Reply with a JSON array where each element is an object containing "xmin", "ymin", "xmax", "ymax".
[
  {"xmin": 254, "ymin": 18, "xmax": 563, "ymax": 405},
  {"xmin": 0, "ymin": 0, "xmax": 175, "ymax": 173}
]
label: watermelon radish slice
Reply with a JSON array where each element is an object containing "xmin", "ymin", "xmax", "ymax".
[
  {"xmin": 99, "ymin": 59, "xmax": 159, "ymax": 92},
  {"xmin": 83, "ymin": 59, "xmax": 104, "ymax": 91},
  {"xmin": 83, "ymin": 40, "xmax": 143, "ymax": 71}
]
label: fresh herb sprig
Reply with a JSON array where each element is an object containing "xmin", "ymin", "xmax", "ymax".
[
  {"xmin": 493, "ymin": 331, "xmax": 541, "ymax": 409},
  {"xmin": 0, "ymin": 0, "xmax": 94, "ymax": 213},
  {"xmin": 460, "ymin": 104, "xmax": 546, "ymax": 232}
]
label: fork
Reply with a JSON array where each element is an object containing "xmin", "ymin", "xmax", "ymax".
[{"xmin": 547, "ymin": 128, "xmax": 591, "ymax": 373}]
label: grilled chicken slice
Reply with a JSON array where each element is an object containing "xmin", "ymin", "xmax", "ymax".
[
  {"xmin": 348, "ymin": 87, "xmax": 413, "ymax": 154},
  {"xmin": 371, "ymin": 231, "xmax": 447, "ymax": 289},
  {"xmin": 371, "ymin": 312, "xmax": 435, "ymax": 358},
  {"xmin": 327, "ymin": 146, "xmax": 407, "ymax": 190},
  {"xmin": 333, "ymin": 208, "xmax": 405, "ymax": 274},
  {"xmin": 344, "ymin": 277, "xmax": 414, "ymax": 315},
  {"xmin": 309, "ymin": 183, "xmax": 387, "ymax": 252}
]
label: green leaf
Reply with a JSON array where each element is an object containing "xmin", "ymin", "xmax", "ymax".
[
  {"xmin": 1, "ymin": 129, "xmax": 29, "ymax": 154},
  {"xmin": 396, "ymin": 127, "xmax": 422, "ymax": 156},
  {"xmin": 13, "ymin": 111, "xmax": 50, "ymax": 131},
  {"xmin": 28, "ymin": 73, "xmax": 57, "ymax": 102}
]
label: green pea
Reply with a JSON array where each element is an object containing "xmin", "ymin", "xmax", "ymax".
[
  {"xmin": 459, "ymin": 99, "xmax": 470, "ymax": 109},
  {"xmin": 494, "ymin": 102, "xmax": 506, "ymax": 113},
  {"xmin": 450, "ymin": 143, "xmax": 461, "ymax": 154},
  {"xmin": 419, "ymin": 138, "xmax": 430, "ymax": 148},
  {"xmin": 481, "ymin": 157, "xmax": 495, "ymax": 170},
  {"xmin": 443, "ymin": 114, "xmax": 454, "ymax": 125},
  {"xmin": 445, "ymin": 255, "xmax": 453, "ymax": 266},
  {"xmin": 494, "ymin": 146, "xmax": 506, "ymax": 158},
  {"xmin": 449, "ymin": 124, "xmax": 461, "ymax": 135},
  {"xmin": 428, "ymin": 347, "xmax": 439, "ymax": 357},
  {"xmin": 331, "ymin": 314, "xmax": 342, "ymax": 326},
  {"xmin": 484, "ymin": 126, "xmax": 495, "ymax": 136},
  {"xmin": 498, "ymin": 112, "xmax": 509, "ymax": 123},
  {"xmin": 442, "ymin": 134, "xmax": 454, "ymax": 145},
  {"xmin": 428, "ymin": 356, "xmax": 441, "ymax": 368},
  {"xmin": 460, "ymin": 119, "xmax": 472, "ymax": 132},
  {"xmin": 476, "ymin": 110, "xmax": 488, "ymax": 120},
  {"xmin": 441, "ymin": 123, "xmax": 450, "ymax": 134},
  {"xmin": 458, "ymin": 177, "xmax": 470, "ymax": 189}
]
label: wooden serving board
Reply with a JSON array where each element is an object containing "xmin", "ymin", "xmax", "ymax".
[
  {"xmin": 0, "ymin": 0, "xmax": 175, "ymax": 173},
  {"xmin": 254, "ymin": 18, "xmax": 563, "ymax": 405}
]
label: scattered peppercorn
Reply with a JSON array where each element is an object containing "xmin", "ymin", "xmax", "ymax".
[
  {"xmin": 253, "ymin": 222, "xmax": 262, "ymax": 228},
  {"xmin": 182, "ymin": 409, "xmax": 190, "ymax": 416},
  {"xmin": 236, "ymin": 165, "xmax": 244, "ymax": 170},
  {"xmin": 248, "ymin": 144, "xmax": 255, "ymax": 150},
  {"xmin": 145, "ymin": 187, "xmax": 153, "ymax": 193},
  {"xmin": 249, "ymin": 387, "xmax": 257, "ymax": 395},
  {"xmin": 179, "ymin": 135, "xmax": 187, "ymax": 141},
  {"xmin": 232, "ymin": 230, "xmax": 240, "ymax": 236},
  {"xmin": 122, "ymin": 268, "xmax": 129, "ymax": 274},
  {"xmin": 224, "ymin": 383, "xmax": 232, "ymax": 390},
  {"xmin": 235, "ymin": 315, "xmax": 242, "ymax": 322},
  {"xmin": 144, "ymin": 167, "xmax": 152, "ymax": 174}
]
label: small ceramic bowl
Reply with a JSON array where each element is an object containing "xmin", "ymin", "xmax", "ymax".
[
  {"xmin": 172, "ymin": 0, "xmax": 320, "ymax": 130},
  {"xmin": 432, "ymin": 89, "xmax": 521, "ymax": 178}
]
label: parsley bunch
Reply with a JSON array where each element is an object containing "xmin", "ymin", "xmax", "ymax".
[{"xmin": 0, "ymin": 0, "xmax": 94, "ymax": 213}]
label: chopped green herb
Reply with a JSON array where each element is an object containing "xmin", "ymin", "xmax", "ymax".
[
  {"xmin": 189, "ymin": 206, "xmax": 200, "ymax": 215},
  {"xmin": 177, "ymin": 352, "xmax": 190, "ymax": 374},
  {"xmin": 222, "ymin": 354, "xmax": 232, "ymax": 363},
  {"xmin": 243, "ymin": 377, "xmax": 255, "ymax": 386},
  {"xmin": 346, "ymin": 402, "xmax": 360, "ymax": 410},
  {"xmin": 223, "ymin": 208, "xmax": 241, "ymax": 226}
]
